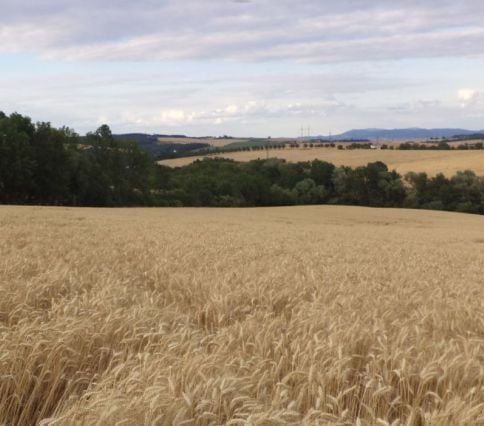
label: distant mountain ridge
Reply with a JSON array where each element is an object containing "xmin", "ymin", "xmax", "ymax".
[{"xmin": 313, "ymin": 128, "xmax": 484, "ymax": 141}]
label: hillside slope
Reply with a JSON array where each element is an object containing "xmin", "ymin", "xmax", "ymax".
[{"xmin": 160, "ymin": 148, "xmax": 484, "ymax": 176}]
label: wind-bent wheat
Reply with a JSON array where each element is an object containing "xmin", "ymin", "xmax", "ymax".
[{"xmin": 0, "ymin": 205, "xmax": 483, "ymax": 425}]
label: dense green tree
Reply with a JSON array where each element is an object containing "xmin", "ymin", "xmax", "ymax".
[
  {"xmin": 0, "ymin": 112, "xmax": 483, "ymax": 214},
  {"xmin": 0, "ymin": 113, "xmax": 35, "ymax": 203},
  {"xmin": 30, "ymin": 123, "xmax": 73, "ymax": 204},
  {"xmin": 310, "ymin": 160, "xmax": 335, "ymax": 189},
  {"xmin": 292, "ymin": 179, "xmax": 328, "ymax": 204}
]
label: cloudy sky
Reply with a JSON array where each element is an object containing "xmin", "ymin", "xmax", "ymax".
[{"xmin": 1, "ymin": 0, "xmax": 484, "ymax": 136}]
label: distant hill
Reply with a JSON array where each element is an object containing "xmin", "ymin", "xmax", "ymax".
[
  {"xmin": 112, "ymin": 134, "xmax": 289, "ymax": 157},
  {"xmin": 313, "ymin": 128, "xmax": 484, "ymax": 141},
  {"xmin": 113, "ymin": 133, "xmax": 210, "ymax": 159},
  {"xmin": 451, "ymin": 133, "xmax": 484, "ymax": 141}
]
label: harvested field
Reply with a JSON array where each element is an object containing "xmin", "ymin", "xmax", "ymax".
[
  {"xmin": 157, "ymin": 137, "xmax": 291, "ymax": 148},
  {"xmin": 159, "ymin": 148, "xmax": 484, "ymax": 177},
  {"xmin": 0, "ymin": 206, "xmax": 483, "ymax": 425},
  {"xmin": 157, "ymin": 137, "xmax": 251, "ymax": 148}
]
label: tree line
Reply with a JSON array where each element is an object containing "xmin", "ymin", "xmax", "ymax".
[
  {"xmin": 169, "ymin": 139, "xmax": 484, "ymax": 161},
  {"xmin": 398, "ymin": 141, "xmax": 484, "ymax": 150},
  {"xmin": 1, "ymin": 112, "xmax": 483, "ymax": 214},
  {"xmin": 0, "ymin": 112, "xmax": 153, "ymax": 206}
]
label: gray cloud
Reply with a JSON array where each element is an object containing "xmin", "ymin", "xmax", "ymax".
[
  {"xmin": 3, "ymin": 1, "xmax": 484, "ymax": 135},
  {"xmin": 2, "ymin": 1, "xmax": 484, "ymax": 63}
]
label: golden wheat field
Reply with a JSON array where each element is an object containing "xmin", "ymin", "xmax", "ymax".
[
  {"xmin": 0, "ymin": 205, "xmax": 483, "ymax": 425},
  {"xmin": 159, "ymin": 149, "xmax": 484, "ymax": 177},
  {"xmin": 157, "ymin": 137, "xmax": 247, "ymax": 148},
  {"xmin": 157, "ymin": 137, "xmax": 291, "ymax": 148}
]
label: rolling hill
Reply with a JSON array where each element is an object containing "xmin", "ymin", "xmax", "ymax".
[
  {"xmin": 160, "ymin": 147, "xmax": 484, "ymax": 177},
  {"xmin": 113, "ymin": 133, "xmax": 210, "ymax": 158}
]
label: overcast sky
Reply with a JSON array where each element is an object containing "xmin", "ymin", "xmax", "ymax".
[{"xmin": 1, "ymin": 0, "xmax": 484, "ymax": 136}]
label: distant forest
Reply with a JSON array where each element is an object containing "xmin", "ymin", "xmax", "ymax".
[{"xmin": 1, "ymin": 112, "xmax": 484, "ymax": 214}]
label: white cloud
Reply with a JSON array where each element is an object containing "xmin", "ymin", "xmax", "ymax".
[
  {"xmin": 458, "ymin": 88, "xmax": 484, "ymax": 107},
  {"xmin": 159, "ymin": 110, "xmax": 193, "ymax": 124},
  {"xmin": 458, "ymin": 89, "xmax": 477, "ymax": 102}
]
